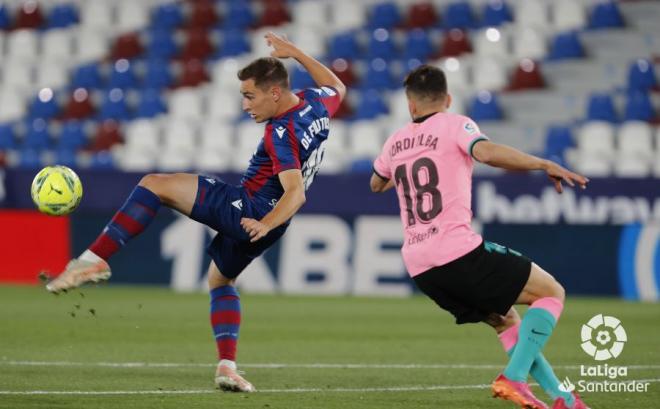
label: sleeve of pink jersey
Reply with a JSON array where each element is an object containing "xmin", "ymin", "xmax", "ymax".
[
  {"xmin": 373, "ymin": 137, "xmax": 392, "ymax": 180},
  {"xmin": 453, "ymin": 115, "xmax": 489, "ymax": 157}
]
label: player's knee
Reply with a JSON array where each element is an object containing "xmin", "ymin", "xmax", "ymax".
[
  {"xmin": 552, "ymin": 280, "xmax": 566, "ymax": 303},
  {"xmin": 207, "ymin": 268, "xmax": 235, "ymax": 289},
  {"xmin": 138, "ymin": 174, "xmax": 165, "ymax": 196}
]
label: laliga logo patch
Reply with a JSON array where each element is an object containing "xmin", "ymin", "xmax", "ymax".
[
  {"xmin": 463, "ymin": 122, "xmax": 477, "ymax": 135},
  {"xmin": 580, "ymin": 314, "xmax": 627, "ymax": 361}
]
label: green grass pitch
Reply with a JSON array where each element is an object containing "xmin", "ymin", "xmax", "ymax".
[{"xmin": 0, "ymin": 285, "xmax": 658, "ymax": 408}]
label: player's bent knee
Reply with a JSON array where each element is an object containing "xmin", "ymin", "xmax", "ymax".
[
  {"xmin": 207, "ymin": 263, "xmax": 235, "ymax": 289},
  {"xmin": 552, "ymin": 280, "xmax": 566, "ymax": 303},
  {"xmin": 138, "ymin": 174, "xmax": 165, "ymax": 195}
]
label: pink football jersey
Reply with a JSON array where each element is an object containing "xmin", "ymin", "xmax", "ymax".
[{"xmin": 373, "ymin": 112, "xmax": 487, "ymax": 277}]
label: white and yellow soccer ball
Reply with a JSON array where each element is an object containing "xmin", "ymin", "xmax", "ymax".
[{"xmin": 30, "ymin": 165, "xmax": 83, "ymax": 216}]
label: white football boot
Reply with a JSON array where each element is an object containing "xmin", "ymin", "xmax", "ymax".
[
  {"xmin": 215, "ymin": 360, "xmax": 255, "ymax": 392},
  {"xmin": 45, "ymin": 258, "xmax": 112, "ymax": 294}
]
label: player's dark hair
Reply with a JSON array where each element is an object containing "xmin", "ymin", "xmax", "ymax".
[
  {"xmin": 403, "ymin": 64, "xmax": 448, "ymax": 102},
  {"xmin": 237, "ymin": 57, "xmax": 289, "ymax": 90}
]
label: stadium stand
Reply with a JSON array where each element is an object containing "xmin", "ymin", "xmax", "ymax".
[{"xmin": 0, "ymin": 0, "xmax": 658, "ymax": 178}]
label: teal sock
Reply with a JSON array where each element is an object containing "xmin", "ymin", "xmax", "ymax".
[
  {"xmin": 503, "ymin": 308, "xmax": 556, "ymax": 381},
  {"xmin": 507, "ymin": 346, "xmax": 575, "ymax": 406}
]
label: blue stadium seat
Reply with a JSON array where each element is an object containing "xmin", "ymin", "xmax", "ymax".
[
  {"xmin": 223, "ymin": 2, "xmax": 256, "ymax": 29},
  {"xmin": 142, "ymin": 59, "xmax": 174, "ymax": 89},
  {"xmin": 624, "ymin": 91, "xmax": 655, "ymax": 122},
  {"xmin": 354, "ymin": 90, "xmax": 389, "ymax": 119},
  {"xmin": 89, "ymin": 151, "xmax": 116, "ymax": 169},
  {"xmin": 215, "ymin": 29, "xmax": 251, "ymax": 58},
  {"xmin": 18, "ymin": 149, "xmax": 44, "ymax": 170},
  {"xmin": 361, "ymin": 58, "xmax": 396, "ymax": 90},
  {"xmin": 28, "ymin": 91, "xmax": 61, "ymax": 120},
  {"xmin": 547, "ymin": 31, "xmax": 584, "ymax": 60},
  {"xmin": 589, "ymin": 1, "xmax": 624, "ymax": 29},
  {"xmin": 368, "ymin": 2, "xmax": 402, "ymax": 29},
  {"xmin": 55, "ymin": 148, "xmax": 78, "ymax": 168},
  {"xmin": 366, "ymin": 28, "xmax": 398, "ymax": 60},
  {"xmin": 628, "ymin": 59, "xmax": 657, "ymax": 92},
  {"xmin": 24, "ymin": 120, "xmax": 52, "ymax": 150},
  {"xmin": 146, "ymin": 29, "xmax": 178, "ymax": 59},
  {"xmin": 71, "ymin": 63, "xmax": 103, "ymax": 89},
  {"xmin": 47, "ymin": 4, "xmax": 79, "ymax": 28},
  {"xmin": 291, "ymin": 65, "xmax": 315, "ymax": 90},
  {"xmin": 0, "ymin": 123, "xmax": 16, "ymax": 150},
  {"xmin": 327, "ymin": 32, "xmax": 361, "ymax": 61},
  {"xmin": 108, "ymin": 59, "xmax": 139, "ymax": 89},
  {"xmin": 543, "ymin": 125, "xmax": 574, "ymax": 163},
  {"xmin": 468, "ymin": 91, "xmax": 503, "ymax": 121},
  {"xmin": 402, "ymin": 29, "xmax": 434, "ymax": 60},
  {"xmin": 482, "ymin": 0, "xmax": 513, "ymax": 27},
  {"xmin": 58, "ymin": 121, "xmax": 87, "ymax": 150},
  {"xmin": 443, "ymin": 1, "xmax": 477, "ymax": 30},
  {"xmin": 586, "ymin": 92, "xmax": 618, "ymax": 122},
  {"xmin": 99, "ymin": 89, "xmax": 131, "ymax": 121},
  {"xmin": 151, "ymin": 3, "xmax": 185, "ymax": 29},
  {"xmin": 0, "ymin": 4, "xmax": 10, "ymax": 29},
  {"xmin": 135, "ymin": 89, "xmax": 167, "ymax": 118}
]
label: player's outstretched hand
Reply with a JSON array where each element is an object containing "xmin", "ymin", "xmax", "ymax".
[
  {"xmin": 545, "ymin": 161, "xmax": 589, "ymax": 193},
  {"xmin": 241, "ymin": 218, "xmax": 270, "ymax": 242},
  {"xmin": 265, "ymin": 32, "xmax": 300, "ymax": 59}
]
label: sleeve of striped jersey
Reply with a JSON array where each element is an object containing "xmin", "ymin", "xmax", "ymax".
[
  {"xmin": 306, "ymin": 86, "xmax": 341, "ymax": 117},
  {"xmin": 373, "ymin": 137, "xmax": 392, "ymax": 180},
  {"xmin": 455, "ymin": 116, "xmax": 489, "ymax": 158},
  {"xmin": 264, "ymin": 122, "xmax": 301, "ymax": 174}
]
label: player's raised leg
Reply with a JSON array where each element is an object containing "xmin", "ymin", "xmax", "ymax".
[
  {"xmin": 207, "ymin": 261, "xmax": 255, "ymax": 392},
  {"xmin": 492, "ymin": 263, "xmax": 585, "ymax": 409},
  {"xmin": 46, "ymin": 173, "xmax": 198, "ymax": 294}
]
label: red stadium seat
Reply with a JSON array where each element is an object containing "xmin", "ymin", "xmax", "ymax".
[
  {"xmin": 177, "ymin": 59, "xmax": 210, "ymax": 87},
  {"xmin": 110, "ymin": 33, "xmax": 144, "ymax": 60},
  {"xmin": 331, "ymin": 58, "xmax": 358, "ymax": 87},
  {"xmin": 180, "ymin": 28, "xmax": 214, "ymax": 61},
  {"xmin": 62, "ymin": 88, "xmax": 95, "ymax": 120},
  {"xmin": 439, "ymin": 29, "xmax": 472, "ymax": 57},
  {"xmin": 187, "ymin": 1, "xmax": 219, "ymax": 28},
  {"xmin": 508, "ymin": 59, "xmax": 546, "ymax": 91},
  {"xmin": 332, "ymin": 98, "xmax": 353, "ymax": 120},
  {"xmin": 405, "ymin": 2, "xmax": 439, "ymax": 29},
  {"xmin": 88, "ymin": 120, "xmax": 123, "ymax": 152},
  {"xmin": 258, "ymin": 1, "xmax": 290, "ymax": 27},
  {"xmin": 15, "ymin": 1, "xmax": 45, "ymax": 29}
]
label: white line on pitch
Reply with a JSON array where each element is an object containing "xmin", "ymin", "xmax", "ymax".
[
  {"xmin": 2, "ymin": 360, "xmax": 660, "ymax": 370},
  {"xmin": 1, "ymin": 379, "xmax": 659, "ymax": 396},
  {"xmin": 0, "ymin": 384, "xmax": 492, "ymax": 395}
]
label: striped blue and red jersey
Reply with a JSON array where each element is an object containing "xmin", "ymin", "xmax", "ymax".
[{"xmin": 240, "ymin": 86, "xmax": 341, "ymax": 206}]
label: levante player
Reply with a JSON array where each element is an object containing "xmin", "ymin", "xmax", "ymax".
[{"xmin": 45, "ymin": 32, "xmax": 346, "ymax": 393}]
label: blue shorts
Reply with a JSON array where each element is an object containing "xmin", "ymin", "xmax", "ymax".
[{"xmin": 189, "ymin": 176, "xmax": 287, "ymax": 279}]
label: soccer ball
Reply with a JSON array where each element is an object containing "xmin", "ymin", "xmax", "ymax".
[{"xmin": 30, "ymin": 166, "xmax": 83, "ymax": 216}]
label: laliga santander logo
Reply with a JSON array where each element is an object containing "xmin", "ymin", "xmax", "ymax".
[{"xmin": 580, "ymin": 314, "xmax": 627, "ymax": 361}]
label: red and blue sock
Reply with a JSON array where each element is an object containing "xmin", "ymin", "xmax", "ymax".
[
  {"xmin": 88, "ymin": 186, "xmax": 161, "ymax": 260},
  {"xmin": 210, "ymin": 286, "xmax": 241, "ymax": 362}
]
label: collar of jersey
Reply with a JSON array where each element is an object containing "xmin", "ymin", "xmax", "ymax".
[
  {"xmin": 413, "ymin": 112, "xmax": 440, "ymax": 123},
  {"xmin": 271, "ymin": 95, "xmax": 307, "ymax": 120}
]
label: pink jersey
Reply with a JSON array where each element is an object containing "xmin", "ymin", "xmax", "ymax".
[{"xmin": 373, "ymin": 112, "xmax": 487, "ymax": 277}]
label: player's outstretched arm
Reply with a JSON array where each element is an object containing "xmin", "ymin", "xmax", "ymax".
[
  {"xmin": 472, "ymin": 140, "xmax": 589, "ymax": 193},
  {"xmin": 240, "ymin": 169, "xmax": 306, "ymax": 242},
  {"xmin": 265, "ymin": 32, "xmax": 347, "ymax": 102}
]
